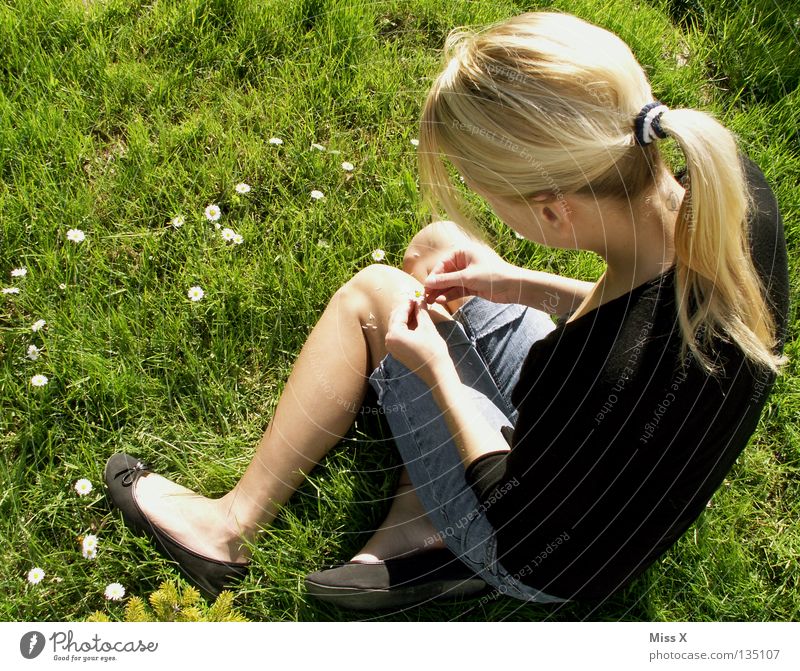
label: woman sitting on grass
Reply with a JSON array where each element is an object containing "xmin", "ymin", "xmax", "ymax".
[{"xmin": 105, "ymin": 11, "xmax": 788, "ymax": 609}]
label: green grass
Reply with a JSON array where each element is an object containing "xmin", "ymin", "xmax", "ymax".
[{"xmin": 1, "ymin": 0, "xmax": 798, "ymax": 621}]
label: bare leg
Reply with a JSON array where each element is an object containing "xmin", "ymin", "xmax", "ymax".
[{"xmin": 133, "ymin": 262, "xmax": 449, "ymax": 563}]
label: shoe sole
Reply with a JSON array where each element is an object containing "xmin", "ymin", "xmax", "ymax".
[{"xmin": 304, "ymin": 575, "xmax": 490, "ymax": 610}]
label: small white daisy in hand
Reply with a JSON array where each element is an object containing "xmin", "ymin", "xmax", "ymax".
[
  {"xmin": 311, "ymin": 143, "xmax": 326, "ymax": 151},
  {"xmin": 269, "ymin": 137, "xmax": 283, "ymax": 146},
  {"xmin": 27, "ymin": 344, "xmax": 41, "ymax": 360},
  {"xmin": 411, "ymin": 288, "xmax": 425, "ymax": 302},
  {"xmin": 11, "ymin": 267, "xmax": 27, "ymax": 277},
  {"xmin": 410, "ymin": 138, "xmax": 419, "ymax": 146},
  {"xmin": 66, "ymin": 229, "xmax": 86, "ymax": 243},
  {"xmin": 371, "ymin": 249, "xmax": 386, "ymax": 262},
  {"xmin": 30, "ymin": 374, "xmax": 49, "ymax": 387},
  {"xmin": 204, "ymin": 204, "xmax": 221, "ymax": 222},
  {"xmin": 27, "ymin": 567, "xmax": 45, "ymax": 584},
  {"xmin": 187, "ymin": 286, "xmax": 205, "ymax": 302},
  {"xmin": 220, "ymin": 228, "xmax": 236, "ymax": 242},
  {"xmin": 2, "ymin": 287, "xmax": 19, "ymax": 294},
  {"xmin": 170, "ymin": 216, "xmax": 185, "ymax": 229},
  {"xmin": 74, "ymin": 478, "xmax": 93, "ymax": 496},
  {"xmin": 31, "ymin": 319, "xmax": 46, "ymax": 331},
  {"xmin": 310, "ymin": 190, "xmax": 324, "ymax": 200},
  {"xmin": 235, "ymin": 182, "xmax": 251, "ymax": 194},
  {"xmin": 341, "ymin": 161, "xmax": 354, "ymax": 171},
  {"xmin": 232, "ymin": 233, "xmax": 244, "ymax": 245},
  {"xmin": 104, "ymin": 582, "xmax": 125, "ymax": 600}
]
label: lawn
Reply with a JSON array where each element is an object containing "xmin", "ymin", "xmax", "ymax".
[{"xmin": 1, "ymin": 0, "xmax": 798, "ymax": 621}]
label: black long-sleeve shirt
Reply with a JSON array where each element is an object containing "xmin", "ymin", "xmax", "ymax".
[{"xmin": 464, "ymin": 156, "xmax": 789, "ymax": 601}]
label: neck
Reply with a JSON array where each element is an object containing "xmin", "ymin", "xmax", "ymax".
[{"xmin": 596, "ymin": 169, "xmax": 683, "ymax": 296}]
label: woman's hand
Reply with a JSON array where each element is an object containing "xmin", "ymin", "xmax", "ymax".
[
  {"xmin": 384, "ymin": 297, "xmax": 457, "ymax": 387},
  {"xmin": 423, "ymin": 245, "xmax": 522, "ymax": 305}
]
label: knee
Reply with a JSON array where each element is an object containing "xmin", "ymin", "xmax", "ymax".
[
  {"xmin": 402, "ymin": 220, "xmax": 471, "ymax": 280},
  {"xmin": 339, "ymin": 263, "xmax": 416, "ymax": 307}
]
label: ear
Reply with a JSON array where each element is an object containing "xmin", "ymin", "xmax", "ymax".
[{"xmin": 528, "ymin": 193, "xmax": 572, "ymax": 231}]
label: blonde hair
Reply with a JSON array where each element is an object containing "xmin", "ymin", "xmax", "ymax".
[{"xmin": 418, "ymin": 11, "xmax": 785, "ymax": 375}]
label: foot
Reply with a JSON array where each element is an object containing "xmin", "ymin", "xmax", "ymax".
[
  {"xmin": 350, "ymin": 484, "xmax": 447, "ymax": 563},
  {"xmin": 132, "ymin": 472, "xmax": 250, "ymax": 564}
]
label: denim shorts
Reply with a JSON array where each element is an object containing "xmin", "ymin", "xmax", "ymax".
[{"xmin": 367, "ymin": 296, "xmax": 567, "ymax": 604}]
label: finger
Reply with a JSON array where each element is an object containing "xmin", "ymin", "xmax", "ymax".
[
  {"xmin": 424, "ymin": 269, "xmax": 469, "ymax": 292},
  {"xmin": 387, "ymin": 297, "xmax": 413, "ymax": 332},
  {"xmin": 424, "ymin": 287, "xmax": 469, "ymax": 305}
]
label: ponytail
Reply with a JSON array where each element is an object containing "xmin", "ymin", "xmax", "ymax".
[{"xmin": 658, "ymin": 108, "xmax": 786, "ymax": 374}]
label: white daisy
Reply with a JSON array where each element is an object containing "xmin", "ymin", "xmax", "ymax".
[
  {"xmin": 411, "ymin": 288, "xmax": 425, "ymax": 302},
  {"xmin": 187, "ymin": 286, "xmax": 204, "ymax": 302},
  {"xmin": 27, "ymin": 345, "xmax": 40, "ymax": 361},
  {"xmin": 371, "ymin": 249, "xmax": 386, "ymax": 262},
  {"xmin": 11, "ymin": 267, "xmax": 27, "ymax": 277},
  {"xmin": 59, "ymin": 283, "xmax": 66, "ymax": 290},
  {"xmin": 2, "ymin": 287, "xmax": 19, "ymax": 294},
  {"xmin": 27, "ymin": 567, "xmax": 45, "ymax": 584},
  {"xmin": 220, "ymin": 228, "xmax": 236, "ymax": 242},
  {"xmin": 204, "ymin": 204, "xmax": 221, "ymax": 222},
  {"xmin": 410, "ymin": 138, "xmax": 419, "ymax": 146},
  {"xmin": 214, "ymin": 223, "xmax": 221, "ymax": 230},
  {"xmin": 341, "ymin": 161, "xmax": 354, "ymax": 171},
  {"xmin": 30, "ymin": 374, "xmax": 49, "ymax": 387},
  {"xmin": 171, "ymin": 216, "xmax": 185, "ymax": 229},
  {"xmin": 310, "ymin": 143, "xmax": 326, "ymax": 151},
  {"xmin": 74, "ymin": 478, "xmax": 93, "ymax": 496},
  {"xmin": 104, "ymin": 582, "xmax": 125, "ymax": 600},
  {"xmin": 82, "ymin": 534, "xmax": 98, "ymax": 554},
  {"xmin": 235, "ymin": 182, "xmax": 251, "ymax": 194},
  {"xmin": 310, "ymin": 190, "xmax": 324, "ymax": 200},
  {"xmin": 66, "ymin": 229, "xmax": 86, "ymax": 243},
  {"xmin": 31, "ymin": 319, "xmax": 46, "ymax": 331},
  {"xmin": 232, "ymin": 234, "xmax": 244, "ymax": 245},
  {"xmin": 82, "ymin": 546, "xmax": 97, "ymax": 560},
  {"xmin": 269, "ymin": 137, "xmax": 283, "ymax": 145}
]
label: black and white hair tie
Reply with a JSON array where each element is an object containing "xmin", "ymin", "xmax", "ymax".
[{"xmin": 634, "ymin": 101, "xmax": 669, "ymax": 145}]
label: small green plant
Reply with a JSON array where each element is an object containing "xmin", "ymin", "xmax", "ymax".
[{"xmin": 86, "ymin": 581, "xmax": 249, "ymax": 622}]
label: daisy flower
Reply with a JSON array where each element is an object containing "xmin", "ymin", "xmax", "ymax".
[
  {"xmin": 341, "ymin": 161, "xmax": 354, "ymax": 171},
  {"xmin": 187, "ymin": 286, "xmax": 205, "ymax": 302},
  {"xmin": 220, "ymin": 228, "xmax": 236, "ymax": 242},
  {"xmin": 310, "ymin": 143, "xmax": 326, "ymax": 151},
  {"xmin": 310, "ymin": 190, "xmax": 324, "ymax": 200},
  {"xmin": 214, "ymin": 223, "xmax": 221, "ymax": 230},
  {"xmin": 411, "ymin": 288, "xmax": 425, "ymax": 302},
  {"xmin": 410, "ymin": 138, "xmax": 419, "ymax": 146},
  {"xmin": 2, "ymin": 287, "xmax": 19, "ymax": 294},
  {"xmin": 82, "ymin": 534, "xmax": 98, "ymax": 550},
  {"xmin": 269, "ymin": 137, "xmax": 284, "ymax": 146},
  {"xmin": 83, "ymin": 546, "xmax": 97, "ymax": 560},
  {"xmin": 27, "ymin": 344, "xmax": 41, "ymax": 360},
  {"xmin": 371, "ymin": 249, "xmax": 386, "ymax": 262},
  {"xmin": 232, "ymin": 233, "xmax": 244, "ymax": 245},
  {"xmin": 27, "ymin": 567, "xmax": 45, "ymax": 585},
  {"xmin": 170, "ymin": 216, "xmax": 185, "ymax": 229},
  {"xmin": 235, "ymin": 182, "xmax": 251, "ymax": 194},
  {"xmin": 66, "ymin": 229, "xmax": 86, "ymax": 243},
  {"xmin": 104, "ymin": 583, "xmax": 125, "ymax": 600},
  {"xmin": 74, "ymin": 478, "xmax": 93, "ymax": 496},
  {"xmin": 30, "ymin": 374, "xmax": 49, "ymax": 387},
  {"xmin": 59, "ymin": 283, "xmax": 67, "ymax": 290},
  {"xmin": 31, "ymin": 319, "xmax": 46, "ymax": 331},
  {"xmin": 204, "ymin": 204, "xmax": 221, "ymax": 222},
  {"xmin": 11, "ymin": 267, "xmax": 27, "ymax": 277}
]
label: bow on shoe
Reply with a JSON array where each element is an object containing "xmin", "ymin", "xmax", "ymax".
[{"xmin": 112, "ymin": 460, "xmax": 150, "ymax": 487}]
